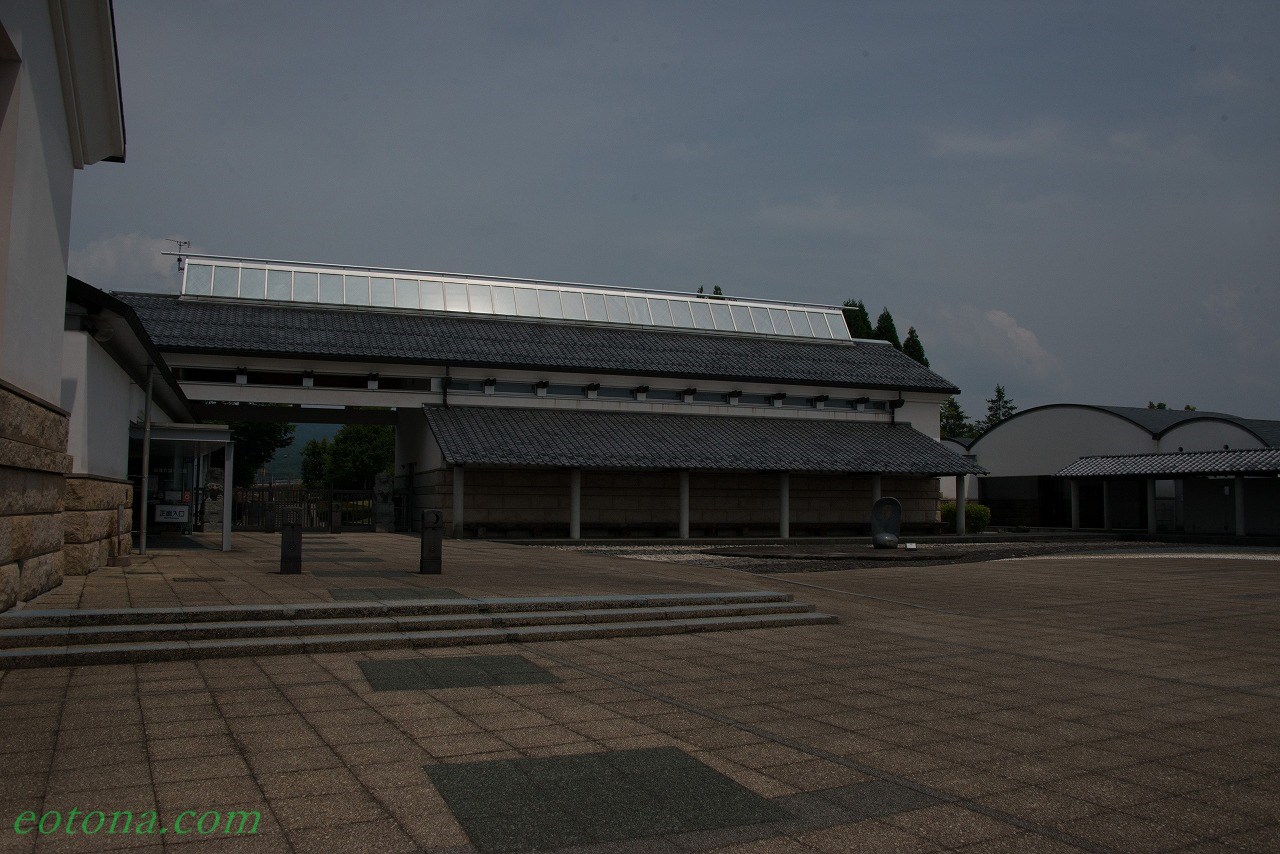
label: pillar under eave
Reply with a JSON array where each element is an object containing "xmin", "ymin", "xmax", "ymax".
[
  {"xmin": 779, "ymin": 472, "xmax": 790, "ymax": 539},
  {"xmin": 569, "ymin": 469, "xmax": 582, "ymax": 540}
]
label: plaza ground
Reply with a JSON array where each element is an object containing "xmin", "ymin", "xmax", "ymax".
[{"xmin": 1, "ymin": 534, "xmax": 1278, "ymax": 852}]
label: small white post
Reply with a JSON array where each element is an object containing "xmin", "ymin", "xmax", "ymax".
[
  {"xmin": 779, "ymin": 472, "xmax": 790, "ymax": 539},
  {"xmin": 678, "ymin": 470, "xmax": 690, "ymax": 539},
  {"xmin": 569, "ymin": 469, "xmax": 582, "ymax": 540},
  {"xmin": 1234, "ymin": 476, "xmax": 1246, "ymax": 537},
  {"xmin": 955, "ymin": 474, "xmax": 967, "ymax": 535},
  {"xmin": 452, "ymin": 465, "xmax": 465, "ymax": 539}
]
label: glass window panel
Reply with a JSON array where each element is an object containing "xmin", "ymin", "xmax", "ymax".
[
  {"xmin": 825, "ymin": 313, "xmax": 851, "ymax": 339},
  {"xmin": 212, "ymin": 266, "xmax": 239, "ymax": 297},
  {"xmin": 584, "ymin": 293, "xmax": 608, "ymax": 321},
  {"xmin": 443, "ymin": 282, "xmax": 468, "ymax": 311},
  {"xmin": 238, "ymin": 267, "xmax": 266, "ymax": 299},
  {"xmin": 185, "ymin": 263, "xmax": 213, "ymax": 295},
  {"xmin": 292, "ymin": 271, "xmax": 317, "ymax": 302},
  {"xmin": 788, "ymin": 310, "xmax": 813, "ymax": 337},
  {"xmin": 491, "ymin": 286, "xmax": 517, "ymax": 315},
  {"xmin": 750, "ymin": 306, "xmax": 775, "ymax": 333},
  {"xmin": 769, "ymin": 308, "xmax": 793, "ymax": 336},
  {"xmin": 345, "ymin": 276, "xmax": 370, "ymax": 305},
  {"xmin": 467, "ymin": 284, "xmax": 493, "ymax": 313},
  {"xmin": 370, "ymin": 277, "xmax": 395, "ymax": 307},
  {"xmin": 561, "ymin": 291, "xmax": 586, "ymax": 320},
  {"xmin": 669, "ymin": 299, "xmax": 695, "ymax": 328},
  {"xmin": 538, "ymin": 289, "xmax": 563, "ymax": 318},
  {"xmin": 649, "ymin": 298, "xmax": 672, "ymax": 326},
  {"xmin": 708, "ymin": 302, "xmax": 732, "ymax": 330},
  {"xmin": 626, "ymin": 296, "xmax": 652, "ymax": 324},
  {"xmin": 318, "ymin": 273, "xmax": 343, "ymax": 304},
  {"xmin": 604, "ymin": 294, "xmax": 629, "ymax": 323},
  {"xmin": 690, "ymin": 300, "xmax": 714, "ymax": 329},
  {"xmin": 266, "ymin": 270, "xmax": 291, "ymax": 300},
  {"xmin": 729, "ymin": 304, "xmax": 755, "ymax": 331},
  {"xmin": 421, "ymin": 281, "xmax": 445, "ymax": 310},
  {"xmin": 807, "ymin": 311, "xmax": 832, "ymax": 338},
  {"xmin": 514, "ymin": 288, "xmax": 540, "ymax": 316},
  {"xmin": 394, "ymin": 278, "xmax": 420, "ymax": 309}
]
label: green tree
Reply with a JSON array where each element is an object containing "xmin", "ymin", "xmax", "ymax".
[
  {"xmin": 1147, "ymin": 401, "xmax": 1167, "ymax": 410},
  {"xmin": 902, "ymin": 327, "xmax": 929, "ymax": 367},
  {"xmin": 228, "ymin": 422, "xmax": 295, "ymax": 488},
  {"xmin": 873, "ymin": 308, "xmax": 902, "ymax": 350},
  {"xmin": 983, "ymin": 384, "xmax": 1017, "ymax": 431},
  {"xmin": 841, "ymin": 299, "xmax": 874, "ymax": 338},
  {"xmin": 711, "ymin": 285, "xmax": 725, "ymax": 299},
  {"xmin": 940, "ymin": 397, "xmax": 974, "ymax": 440},
  {"xmin": 326, "ymin": 425, "xmax": 394, "ymax": 489},
  {"xmin": 300, "ymin": 437, "xmax": 332, "ymax": 488}
]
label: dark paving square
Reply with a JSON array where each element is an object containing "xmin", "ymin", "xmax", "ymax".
[
  {"xmin": 328, "ymin": 587, "xmax": 463, "ymax": 601},
  {"xmin": 425, "ymin": 747, "xmax": 788, "ymax": 853},
  {"xmin": 816, "ymin": 779, "xmax": 942, "ymax": 820},
  {"xmin": 361, "ymin": 655, "xmax": 558, "ymax": 691}
]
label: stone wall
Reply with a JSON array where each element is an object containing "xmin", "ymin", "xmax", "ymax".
[
  {"xmin": 0, "ymin": 382, "xmax": 72, "ymax": 612},
  {"xmin": 62, "ymin": 475, "xmax": 132, "ymax": 576},
  {"xmin": 413, "ymin": 466, "xmax": 942, "ymax": 538}
]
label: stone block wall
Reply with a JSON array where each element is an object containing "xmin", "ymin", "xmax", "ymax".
[
  {"xmin": 63, "ymin": 475, "xmax": 132, "ymax": 576},
  {"xmin": 0, "ymin": 383, "xmax": 72, "ymax": 612},
  {"xmin": 413, "ymin": 466, "xmax": 942, "ymax": 538}
]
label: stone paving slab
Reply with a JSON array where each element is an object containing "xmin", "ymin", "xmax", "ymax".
[{"xmin": 1, "ymin": 536, "xmax": 1278, "ymax": 852}]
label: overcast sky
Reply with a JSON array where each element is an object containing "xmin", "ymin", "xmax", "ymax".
[{"xmin": 69, "ymin": 1, "xmax": 1280, "ymax": 420}]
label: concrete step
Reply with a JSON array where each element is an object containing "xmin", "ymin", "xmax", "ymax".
[
  {"xmin": 0, "ymin": 591, "xmax": 795, "ymax": 629},
  {"xmin": 0, "ymin": 601, "xmax": 816, "ymax": 649},
  {"xmin": 0, "ymin": 611, "xmax": 838, "ymax": 668}
]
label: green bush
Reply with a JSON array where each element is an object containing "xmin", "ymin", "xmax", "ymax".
[{"xmin": 940, "ymin": 501, "xmax": 991, "ymax": 534}]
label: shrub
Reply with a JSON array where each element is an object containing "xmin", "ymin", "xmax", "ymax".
[{"xmin": 940, "ymin": 501, "xmax": 991, "ymax": 534}]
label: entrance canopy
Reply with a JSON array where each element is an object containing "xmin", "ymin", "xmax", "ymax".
[
  {"xmin": 424, "ymin": 406, "xmax": 985, "ymax": 475},
  {"xmin": 1056, "ymin": 448, "xmax": 1280, "ymax": 479}
]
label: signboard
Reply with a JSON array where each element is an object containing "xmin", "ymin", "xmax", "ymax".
[{"xmin": 155, "ymin": 505, "xmax": 189, "ymax": 523}]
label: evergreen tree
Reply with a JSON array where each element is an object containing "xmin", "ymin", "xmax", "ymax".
[
  {"xmin": 873, "ymin": 308, "xmax": 902, "ymax": 350},
  {"xmin": 1147, "ymin": 401, "xmax": 1168, "ymax": 410},
  {"xmin": 940, "ymin": 397, "xmax": 973, "ymax": 440},
  {"xmin": 326, "ymin": 425, "xmax": 395, "ymax": 489},
  {"xmin": 902, "ymin": 327, "xmax": 929, "ymax": 367},
  {"xmin": 228, "ymin": 422, "xmax": 295, "ymax": 488},
  {"xmin": 841, "ymin": 299, "xmax": 874, "ymax": 338},
  {"xmin": 300, "ymin": 438, "xmax": 332, "ymax": 488},
  {"xmin": 712, "ymin": 285, "xmax": 724, "ymax": 299},
  {"xmin": 983, "ymin": 384, "xmax": 1017, "ymax": 431}
]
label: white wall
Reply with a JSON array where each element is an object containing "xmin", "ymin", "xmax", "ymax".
[
  {"xmin": 60, "ymin": 331, "xmax": 133, "ymax": 479},
  {"xmin": 969, "ymin": 407, "xmax": 1156, "ymax": 477},
  {"xmin": 0, "ymin": 3, "xmax": 75, "ymax": 404},
  {"xmin": 1159, "ymin": 420, "xmax": 1265, "ymax": 453}
]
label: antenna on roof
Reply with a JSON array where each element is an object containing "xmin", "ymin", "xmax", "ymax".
[{"xmin": 165, "ymin": 238, "xmax": 191, "ymax": 271}]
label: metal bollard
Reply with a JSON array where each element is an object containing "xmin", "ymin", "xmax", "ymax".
[
  {"xmin": 263, "ymin": 509, "xmax": 276, "ymax": 534},
  {"xmin": 280, "ymin": 520, "xmax": 302, "ymax": 574},
  {"xmin": 419, "ymin": 509, "xmax": 444, "ymax": 575},
  {"xmin": 328, "ymin": 506, "xmax": 342, "ymax": 534}
]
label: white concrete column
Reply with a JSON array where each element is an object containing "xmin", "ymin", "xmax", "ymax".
[
  {"xmin": 870, "ymin": 473, "xmax": 882, "ymax": 504},
  {"xmin": 678, "ymin": 470, "xmax": 690, "ymax": 539},
  {"xmin": 452, "ymin": 465, "xmax": 465, "ymax": 539},
  {"xmin": 955, "ymin": 474, "xmax": 967, "ymax": 535},
  {"xmin": 1069, "ymin": 480, "xmax": 1080, "ymax": 530},
  {"xmin": 1234, "ymin": 476, "xmax": 1246, "ymax": 537},
  {"xmin": 1146, "ymin": 478, "xmax": 1157, "ymax": 535},
  {"xmin": 779, "ymin": 472, "xmax": 790, "ymax": 539},
  {"xmin": 569, "ymin": 469, "xmax": 582, "ymax": 540},
  {"xmin": 221, "ymin": 442, "xmax": 234, "ymax": 552},
  {"xmin": 1101, "ymin": 481, "xmax": 1111, "ymax": 531}
]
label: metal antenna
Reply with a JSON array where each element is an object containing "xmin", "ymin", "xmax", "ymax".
[{"xmin": 165, "ymin": 238, "xmax": 191, "ymax": 271}]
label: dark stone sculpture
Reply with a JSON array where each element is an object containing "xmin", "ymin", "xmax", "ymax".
[{"xmin": 871, "ymin": 497, "xmax": 902, "ymax": 549}]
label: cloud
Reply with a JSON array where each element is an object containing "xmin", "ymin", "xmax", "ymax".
[
  {"xmin": 928, "ymin": 116, "xmax": 1068, "ymax": 159},
  {"xmin": 1192, "ymin": 64, "xmax": 1247, "ymax": 96},
  {"xmin": 663, "ymin": 141, "xmax": 712, "ymax": 162},
  {"xmin": 755, "ymin": 195, "xmax": 926, "ymax": 236},
  {"xmin": 1202, "ymin": 286, "xmax": 1279, "ymax": 392},
  {"xmin": 937, "ymin": 305, "xmax": 1062, "ymax": 381},
  {"xmin": 69, "ymin": 234, "xmax": 184, "ymax": 294}
]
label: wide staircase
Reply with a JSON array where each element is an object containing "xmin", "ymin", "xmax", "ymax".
[{"xmin": 0, "ymin": 591, "xmax": 836, "ymax": 668}]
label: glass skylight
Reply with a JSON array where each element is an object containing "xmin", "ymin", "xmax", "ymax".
[{"xmin": 179, "ymin": 255, "xmax": 853, "ymax": 341}]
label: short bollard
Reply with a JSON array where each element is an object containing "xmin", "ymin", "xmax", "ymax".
[
  {"xmin": 263, "ymin": 510, "xmax": 276, "ymax": 534},
  {"xmin": 328, "ymin": 506, "xmax": 342, "ymax": 534},
  {"xmin": 420, "ymin": 509, "xmax": 444, "ymax": 575},
  {"xmin": 280, "ymin": 521, "xmax": 302, "ymax": 574}
]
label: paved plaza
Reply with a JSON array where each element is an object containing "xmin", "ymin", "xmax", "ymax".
[{"xmin": 2, "ymin": 534, "xmax": 1278, "ymax": 852}]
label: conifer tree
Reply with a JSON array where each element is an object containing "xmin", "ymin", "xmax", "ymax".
[
  {"xmin": 841, "ymin": 299, "xmax": 874, "ymax": 338},
  {"xmin": 940, "ymin": 397, "xmax": 973, "ymax": 439},
  {"xmin": 902, "ymin": 327, "xmax": 929, "ymax": 367},
  {"xmin": 874, "ymin": 308, "xmax": 902, "ymax": 350},
  {"xmin": 983, "ymin": 384, "xmax": 1017, "ymax": 430}
]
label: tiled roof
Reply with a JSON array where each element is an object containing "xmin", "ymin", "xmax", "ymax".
[
  {"xmin": 1093, "ymin": 406, "xmax": 1280, "ymax": 447},
  {"xmin": 1056, "ymin": 448, "xmax": 1280, "ymax": 478},
  {"xmin": 116, "ymin": 293, "xmax": 960, "ymax": 393},
  {"xmin": 423, "ymin": 406, "xmax": 986, "ymax": 475}
]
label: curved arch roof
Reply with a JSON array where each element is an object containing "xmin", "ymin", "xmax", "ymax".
[{"xmin": 969, "ymin": 404, "xmax": 1280, "ymax": 449}]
